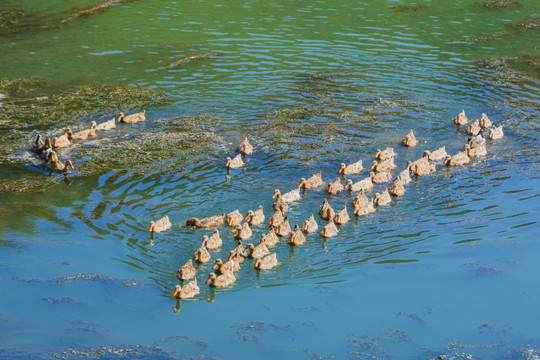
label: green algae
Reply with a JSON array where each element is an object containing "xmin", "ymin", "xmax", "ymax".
[
  {"xmin": 506, "ymin": 15, "xmax": 540, "ymax": 30},
  {"xmin": 0, "ymin": 8, "xmax": 28, "ymax": 33},
  {"xmin": 480, "ymin": 56, "xmax": 540, "ymax": 85},
  {"xmin": 55, "ymin": 0, "xmax": 135, "ymax": 28},
  {"xmin": 158, "ymin": 52, "xmax": 224, "ymax": 70},
  {"xmin": 393, "ymin": 4, "xmax": 429, "ymax": 11},
  {"xmin": 475, "ymin": 1, "xmax": 521, "ymax": 8},
  {"xmin": 49, "ymin": 345, "xmax": 185, "ymax": 360}
]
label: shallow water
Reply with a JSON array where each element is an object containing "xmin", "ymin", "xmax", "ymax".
[{"xmin": 1, "ymin": 0, "xmax": 540, "ymax": 359}]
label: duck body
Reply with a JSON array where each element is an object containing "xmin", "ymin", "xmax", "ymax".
[
  {"xmin": 228, "ymin": 242, "xmax": 247, "ymax": 263},
  {"xmin": 52, "ymin": 129, "xmax": 72, "ymax": 148},
  {"xmin": 254, "ymin": 253, "xmax": 280, "ymax": 271},
  {"xmin": 302, "ymin": 214, "xmax": 318, "ymax": 234},
  {"xmin": 396, "ymin": 164, "xmax": 412, "ymax": 184},
  {"xmin": 375, "ymin": 147, "xmax": 397, "ymax": 161},
  {"xmin": 273, "ymin": 188, "xmax": 301, "ymax": 203},
  {"xmin": 412, "ymin": 162, "xmax": 436, "ymax": 176},
  {"xmin": 479, "ymin": 113, "xmax": 492, "ymax": 128},
  {"xmin": 402, "ymin": 129, "xmax": 418, "ymax": 147},
  {"xmin": 176, "ymin": 259, "xmax": 196, "ymax": 281},
  {"xmin": 345, "ymin": 176, "xmax": 373, "ymax": 192},
  {"xmin": 149, "ymin": 215, "xmax": 172, "ymax": 233},
  {"xmin": 425, "ymin": 146, "xmax": 447, "ymax": 161},
  {"xmin": 326, "ymin": 178, "xmax": 344, "ymax": 195},
  {"xmin": 352, "ymin": 189, "xmax": 370, "ymax": 208},
  {"xmin": 389, "ymin": 180, "xmax": 405, "ymax": 197},
  {"xmin": 467, "ymin": 120, "xmax": 481, "ymax": 137},
  {"xmin": 338, "ymin": 159, "xmax": 363, "ymax": 175},
  {"xmin": 71, "ymin": 121, "xmax": 97, "ymax": 140},
  {"xmin": 246, "ymin": 242, "xmax": 270, "ymax": 259},
  {"xmin": 213, "ymin": 258, "xmax": 240, "ymax": 274},
  {"xmin": 299, "ymin": 171, "xmax": 324, "ymax": 189},
  {"xmin": 47, "ymin": 153, "xmax": 75, "ymax": 174},
  {"xmin": 489, "ymin": 125, "xmax": 504, "ymax": 140},
  {"xmin": 193, "ymin": 245, "xmax": 211, "ymax": 264},
  {"xmin": 288, "ymin": 225, "xmax": 306, "ymax": 246},
  {"xmin": 321, "ymin": 219, "xmax": 338, "ymax": 238},
  {"xmin": 268, "ymin": 210, "xmax": 284, "ymax": 228},
  {"xmin": 334, "ymin": 206, "xmax": 350, "ymax": 225},
  {"xmin": 244, "ymin": 206, "xmax": 265, "ymax": 226},
  {"xmin": 259, "ymin": 229, "xmax": 280, "ymax": 247},
  {"xmin": 226, "ymin": 210, "xmax": 243, "ymax": 226},
  {"xmin": 454, "ymin": 109, "xmax": 468, "ymax": 126},
  {"xmin": 374, "ymin": 189, "xmax": 392, "ymax": 206},
  {"xmin": 275, "ymin": 216, "xmax": 291, "ymax": 237},
  {"xmin": 231, "ymin": 223, "xmax": 253, "ymax": 241},
  {"xmin": 185, "ymin": 214, "xmax": 225, "ymax": 228},
  {"xmin": 237, "ymin": 137, "xmax": 253, "ymax": 155},
  {"xmin": 205, "ymin": 229, "xmax": 223, "ymax": 250},
  {"xmin": 370, "ymin": 171, "xmax": 393, "ymax": 183},
  {"xmin": 318, "ymin": 199, "xmax": 335, "ymax": 221},
  {"xmin": 96, "ymin": 117, "xmax": 116, "ymax": 131},
  {"xmin": 370, "ymin": 158, "xmax": 397, "ymax": 172},
  {"xmin": 225, "ymin": 153, "xmax": 245, "ymax": 169},
  {"xmin": 353, "ymin": 199, "xmax": 376, "ymax": 216},
  {"xmin": 172, "ymin": 278, "xmax": 200, "ymax": 299},
  {"xmin": 118, "ymin": 110, "xmax": 146, "ymax": 123},
  {"xmin": 444, "ymin": 152, "xmax": 470, "ymax": 166},
  {"xmin": 465, "ymin": 143, "xmax": 487, "ymax": 158},
  {"xmin": 206, "ymin": 271, "xmax": 236, "ymax": 288}
]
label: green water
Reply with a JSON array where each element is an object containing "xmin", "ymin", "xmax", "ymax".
[{"xmin": 1, "ymin": 0, "xmax": 540, "ymax": 358}]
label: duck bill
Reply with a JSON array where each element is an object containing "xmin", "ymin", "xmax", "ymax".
[
  {"xmin": 172, "ymin": 288, "xmax": 179, "ymax": 297},
  {"xmin": 230, "ymin": 227, "xmax": 237, "ymax": 233},
  {"xmin": 337, "ymin": 167, "xmax": 343, "ymax": 174},
  {"xmin": 205, "ymin": 275, "xmax": 212, "ymax": 284},
  {"xmin": 272, "ymin": 192, "xmax": 277, "ymax": 199},
  {"xmin": 148, "ymin": 223, "xmax": 154, "ymax": 232},
  {"xmin": 212, "ymin": 262, "xmax": 219, "ymax": 270},
  {"xmin": 225, "ymin": 159, "xmax": 231, "ymax": 168},
  {"xmin": 227, "ymin": 253, "xmax": 233, "ymax": 262},
  {"xmin": 298, "ymin": 180, "xmax": 304, "ymax": 188},
  {"xmin": 321, "ymin": 229, "xmax": 327, "ymax": 237}
]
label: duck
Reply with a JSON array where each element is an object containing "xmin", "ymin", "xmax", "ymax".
[
  {"xmin": 352, "ymin": 189, "xmax": 370, "ymax": 208},
  {"xmin": 338, "ymin": 159, "xmax": 363, "ymax": 175},
  {"xmin": 389, "ymin": 180, "xmax": 405, "ymax": 197},
  {"xmin": 444, "ymin": 151, "xmax": 470, "ymax": 166},
  {"xmin": 225, "ymin": 153, "xmax": 245, "ymax": 169},
  {"xmin": 318, "ymin": 199, "xmax": 335, "ymax": 221},
  {"xmin": 40, "ymin": 141, "xmax": 56, "ymax": 162},
  {"xmin": 288, "ymin": 225, "xmax": 306, "ymax": 246},
  {"xmin": 396, "ymin": 163, "xmax": 412, "ymax": 184},
  {"xmin": 321, "ymin": 219, "xmax": 338, "ymax": 238},
  {"xmin": 237, "ymin": 137, "xmax": 253, "ymax": 155},
  {"xmin": 272, "ymin": 194, "xmax": 289, "ymax": 214},
  {"xmin": 454, "ymin": 109, "xmax": 468, "ymax": 126},
  {"xmin": 479, "ymin": 113, "xmax": 492, "ymax": 128},
  {"xmin": 254, "ymin": 253, "xmax": 280, "ymax": 271},
  {"xmin": 402, "ymin": 129, "xmax": 417, "ymax": 147},
  {"xmin": 205, "ymin": 229, "xmax": 223, "ymax": 250},
  {"xmin": 46, "ymin": 153, "xmax": 75, "ymax": 174},
  {"xmin": 409, "ymin": 153, "xmax": 430, "ymax": 173},
  {"xmin": 52, "ymin": 128, "xmax": 73, "ymax": 148},
  {"xmin": 374, "ymin": 189, "xmax": 392, "ymax": 206},
  {"xmin": 375, "ymin": 147, "xmax": 397, "ymax": 161},
  {"xmin": 326, "ymin": 177, "xmax": 345, "ymax": 195},
  {"xmin": 334, "ymin": 206, "xmax": 350, "ymax": 225},
  {"xmin": 172, "ymin": 278, "xmax": 200, "ymax": 299},
  {"xmin": 259, "ymin": 228, "xmax": 279, "ymax": 247},
  {"xmin": 370, "ymin": 170, "xmax": 393, "ymax": 183},
  {"xmin": 96, "ymin": 117, "xmax": 116, "ymax": 131},
  {"xmin": 213, "ymin": 258, "xmax": 240, "ymax": 274},
  {"xmin": 275, "ymin": 216, "xmax": 292, "ymax": 237},
  {"xmin": 206, "ymin": 271, "xmax": 236, "ymax": 288},
  {"xmin": 467, "ymin": 120, "xmax": 481, "ymax": 137},
  {"xmin": 244, "ymin": 206, "xmax": 265, "ymax": 226},
  {"xmin": 424, "ymin": 146, "xmax": 447, "ymax": 161},
  {"xmin": 353, "ymin": 198, "xmax": 376, "ymax": 216},
  {"xmin": 185, "ymin": 214, "xmax": 225, "ymax": 228},
  {"xmin": 71, "ymin": 121, "xmax": 97, "ymax": 140},
  {"xmin": 246, "ymin": 242, "xmax": 270, "ymax": 259},
  {"xmin": 149, "ymin": 215, "xmax": 172, "ymax": 233},
  {"xmin": 370, "ymin": 158, "xmax": 397, "ymax": 172},
  {"xmin": 298, "ymin": 171, "xmax": 324, "ymax": 189},
  {"xmin": 302, "ymin": 214, "xmax": 318, "ymax": 234},
  {"xmin": 488, "ymin": 125, "xmax": 504, "ymax": 140},
  {"xmin": 412, "ymin": 161, "xmax": 436, "ymax": 176},
  {"xmin": 272, "ymin": 188, "xmax": 301, "ymax": 203},
  {"xmin": 33, "ymin": 134, "xmax": 48, "ymax": 155},
  {"xmin": 118, "ymin": 110, "xmax": 146, "ymax": 123},
  {"xmin": 228, "ymin": 241, "xmax": 247, "ymax": 263},
  {"xmin": 231, "ymin": 223, "xmax": 252, "ymax": 241},
  {"xmin": 225, "ymin": 210, "xmax": 243, "ymax": 226},
  {"xmin": 464, "ymin": 142, "xmax": 487, "ymax": 158},
  {"xmin": 268, "ymin": 210, "xmax": 284, "ymax": 228},
  {"xmin": 176, "ymin": 259, "xmax": 196, "ymax": 281},
  {"xmin": 468, "ymin": 131, "xmax": 486, "ymax": 149},
  {"xmin": 193, "ymin": 244, "xmax": 211, "ymax": 264},
  {"xmin": 344, "ymin": 176, "xmax": 373, "ymax": 192}
]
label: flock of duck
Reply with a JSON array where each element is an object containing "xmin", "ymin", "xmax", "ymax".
[{"xmin": 149, "ymin": 110, "xmax": 505, "ymax": 301}]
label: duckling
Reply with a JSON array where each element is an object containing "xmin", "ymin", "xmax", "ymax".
[
  {"xmin": 225, "ymin": 153, "xmax": 245, "ymax": 169},
  {"xmin": 149, "ymin": 215, "xmax": 172, "ymax": 233},
  {"xmin": 298, "ymin": 171, "xmax": 324, "ymax": 189},
  {"xmin": 205, "ymin": 229, "xmax": 223, "ymax": 250},
  {"xmin": 213, "ymin": 258, "xmax": 240, "ymax": 275},
  {"xmin": 206, "ymin": 271, "xmax": 236, "ymax": 288},
  {"xmin": 444, "ymin": 151, "xmax": 470, "ymax": 166},
  {"xmin": 275, "ymin": 216, "xmax": 291, "ymax": 237},
  {"xmin": 318, "ymin": 199, "xmax": 335, "ymax": 221},
  {"xmin": 228, "ymin": 241, "xmax": 247, "ymax": 263},
  {"xmin": 231, "ymin": 223, "xmax": 252, "ymax": 241},
  {"xmin": 352, "ymin": 189, "xmax": 370, "ymax": 208},
  {"xmin": 237, "ymin": 137, "xmax": 253, "ymax": 155},
  {"xmin": 326, "ymin": 177, "xmax": 345, "ymax": 195},
  {"xmin": 374, "ymin": 189, "xmax": 392, "ymax": 206},
  {"xmin": 172, "ymin": 278, "xmax": 200, "ymax": 299},
  {"xmin": 338, "ymin": 159, "xmax": 363, "ymax": 175},
  {"xmin": 225, "ymin": 209, "xmax": 243, "ymax": 226},
  {"xmin": 402, "ymin": 129, "xmax": 417, "ymax": 147},
  {"xmin": 71, "ymin": 121, "xmax": 97, "ymax": 140},
  {"xmin": 353, "ymin": 198, "xmax": 376, "ymax": 216},
  {"xmin": 344, "ymin": 176, "xmax": 373, "ymax": 192},
  {"xmin": 259, "ymin": 228, "xmax": 279, "ymax": 247},
  {"xmin": 424, "ymin": 146, "xmax": 447, "ymax": 161},
  {"xmin": 302, "ymin": 214, "xmax": 319, "ymax": 234},
  {"xmin": 272, "ymin": 188, "xmax": 301, "ymax": 203},
  {"xmin": 370, "ymin": 158, "xmax": 397, "ymax": 172},
  {"xmin": 488, "ymin": 125, "xmax": 504, "ymax": 140},
  {"xmin": 272, "ymin": 193, "xmax": 289, "ymax": 214},
  {"xmin": 396, "ymin": 163, "xmax": 412, "ymax": 184},
  {"xmin": 389, "ymin": 180, "xmax": 405, "ymax": 197},
  {"xmin": 176, "ymin": 259, "xmax": 196, "ymax": 281},
  {"xmin": 334, "ymin": 206, "xmax": 350, "ymax": 225},
  {"xmin": 46, "ymin": 153, "xmax": 75, "ymax": 174},
  {"xmin": 268, "ymin": 210, "xmax": 284, "ymax": 228},
  {"xmin": 254, "ymin": 253, "xmax": 280, "ymax": 271},
  {"xmin": 464, "ymin": 143, "xmax": 487, "ymax": 158},
  {"xmin": 288, "ymin": 224, "xmax": 306, "ymax": 246},
  {"xmin": 370, "ymin": 170, "xmax": 392, "ymax": 183},
  {"xmin": 246, "ymin": 242, "xmax": 270, "ymax": 259},
  {"xmin": 52, "ymin": 128, "xmax": 72, "ymax": 148},
  {"xmin": 375, "ymin": 147, "xmax": 397, "ymax": 161},
  {"xmin": 244, "ymin": 206, "xmax": 265, "ymax": 226},
  {"xmin": 118, "ymin": 109, "xmax": 146, "ymax": 123},
  {"xmin": 321, "ymin": 219, "xmax": 338, "ymax": 238},
  {"xmin": 454, "ymin": 109, "xmax": 468, "ymax": 126},
  {"xmin": 479, "ymin": 113, "xmax": 492, "ymax": 128},
  {"xmin": 96, "ymin": 117, "xmax": 116, "ymax": 131},
  {"xmin": 193, "ymin": 244, "xmax": 211, "ymax": 264},
  {"xmin": 185, "ymin": 214, "xmax": 225, "ymax": 228},
  {"xmin": 467, "ymin": 120, "xmax": 481, "ymax": 137}
]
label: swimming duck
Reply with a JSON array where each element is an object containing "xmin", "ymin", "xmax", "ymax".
[
  {"xmin": 39, "ymin": 140, "xmax": 55, "ymax": 162},
  {"xmin": 118, "ymin": 110, "xmax": 146, "ymax": 123},
  {"xmin": 149, "ymin": 215, "xmax": 172, "ymax": 233},
  {"xmin": 272, "ymin": 193, "xmax": 289, "ymax": 214},
  {"xmin": 185, "ymin": 214, "xmax": 225, "ymax": 228},
  {"xmin": 228, "ymin": 241, "xmax": 248, "ymax": 263},
  {"xmin": 33, "ymin": 134, "xmax": 48, "ymax": 155},
  {"xmin": 302, "ymin": 214, "xmax": 319, "ymax": 234},
  {"xmin": 231, "ymin": 223, "xmax": 253, "ymax": 241},
  {"xmin": 375, "ymin": 147, "xmax": 397, "ymax": 161},
  {"xmin": 334, "ymin": 206, "xmax": 350, "ymax": 225},
  {"xmin": 467, "ymin": 120, "xmax": 481, "ymax": 137},
  {"xmin": 412, "ymin": 161, "xmax": 436, "ymax": 176},
  {"xmin": 409, "ymin": 153, "xmax": 430, "ymax": 173},
  {"xmin": 488, "ymin": 125, "xmax": 504, "ymax": 140},
  {"xmin": 321, "ymin": 219, "xmax": 338, "ymax": 238},
  {"xmin": 338, "ymin": 159, "xmax": 364, "ymax": 175},
  {"xmin": 206, "ymin": 271, "xmax": 236, "ymax": 288},
  {"xmin": 344, "ymin": 176, "xmax": 372, "ymax": 192},
  {"xmin": 254, "ymin": 253, "xmax": 280, "ymax": 271},
  {"xmin": 213, "ymin": 258, "xmax": 240, "ymax": 274},
  {"xmin": 226, "ymin": 210, "xmax": 243, "ymax": 226},
  {"xmin": 370, "ymin": 158, "xmax": 397, "ymax": 172},
  {"xmin": 46, "ymin": 153, "xmax": 75, "ymax": 174},
  {"xmin": 352, "ymin": 189, "xmax": 370, "ymax": 208},
  {"xmin": 52, "ymin": 128, "xmax": 73, "ymax": 148},
  {"xmin": 193, "ymin": 244, "xmax": 211, "ymax": 264},
  {"xmin": 374, "ymin": 189, "xmax": 391, "ymax": 206},
  {"xmin": 205, "ymin": 229, "xmax": 223, "ymax": 250},
  {"xmin": 225, "ymin": 153, "xmax": 245, "ymax": 169},
  {"xmin": 246, "ymin": 242, "xmax": 270, "ymax": 259},
  {"xmin": 96, "ymin": 117, "xmax": 116, "ymax": 131},
  {"xmin": 353, "ymin": 198, "xmax": 376, "ymax": 216},
  {"xmin": 71, "ymin": 121, "xmax": 97, "ymax": 140},
  {"xmin": 172, "ymin": 278, "xmax": 200, "ymax": 299},
  {"xmin": 468, "ymin": 131, "xmax": 486, "ymax": 149},
  {"xmin": 370, "ymin": 170, "xmax": 393, "ymax": 183},
  {"xmin": 244, "ymin": 206, "xmax": 265, "ymax": 226},
  {"xmin": 444, "ymin": 151, "xmax": 470, "ymax": 166},
  {"xmin": 237, "ymin": 137, "xmax": 253, "ymax": 155},
  {"xmin": 389, "ymin": 180, "xmax": 405, "ymax": 197},
  {"xmin": 176, "ymin": 259, "xmax": 196, "ymax": 281},
  {"xmin": 402, "ymin": 129, "xmax": 417, "ymax": 147},
  {"xmin": 288, "ymin": 224, "xmax": 306, "ymax": 246},
  {"xmin": 396, "ymin": 163, "xmax": 412, "ymax": 184},
  {"xmin": 272, "ymin": 188, "xmax": 301, "ymax": 203},
  {"xmin": 318, "ymin": 199, "xmax": 335, "ymax": 221},
  {"xmin": 259, "ymin": 228, "xmax": 279, "ymax": 247},
  {"xmin": 268, "ymin": 210, "xmax": 284, "ymax": 228},
  {"xmin": 275, "ymin": 216, "xmax": 292, "ymax": 237},
  {"xmin": 326, "ymin": 177, "xmax": 345, "ymax": 195},
  {"xmin": 298, "ymin": 172, "xmax": 324, "ymax": 189},
  {"xmin": 464, "ymin": 143, "xmax": 487, "ymax": 158},
  {"xmin": 479, "ymin": 113, "xmax": 492, "ymax": 128},
  {"xmin": 424, "ymin": 146, "xmax": 447, "ymax": 161},
  {"xmin": 454, "ymin": 109, "xmax": 468, "ymax": 126}
]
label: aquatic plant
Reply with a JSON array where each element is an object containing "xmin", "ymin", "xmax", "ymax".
[
  {"xmin": 55, "ymin": 0, "xmax": 135, "ymax": 27},
  {"xmin": 0, "ymin": 8, "xmax": 27, "ymax": 32},
  {"xmin": 506, "ymin": 15, "xmax": 540, "ymax": 30},
  {"xmin": 393, "ymin": 4, "xmax": 429, "ymax": 11},
  {"xmin": 475, "ymin": 1, "xmax": 520, "ymax": 8},
  {"xmin": 158, "ymin": 52, "xmax": 224, "ymax": 70}
]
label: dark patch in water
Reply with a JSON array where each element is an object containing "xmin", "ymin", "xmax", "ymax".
[
  {"xmin": 49, "ymin": 345, "xmax": 186, "ymax": 360},
  {"xmin": 463, "ymin": 261, "xmax": 500, "ymax": 275},
  {"xmin": 234, "ymin": 320, "xmax": 291, "ymax": 342},
  {"xmin": 393, "ymin": 4, "xmax": 429, "ymax": 11},
  {"xmin": 506, "ymin": 15, "xmax": 540, "ymax": 30},
  {"xmin": 475, "ymin": 1, "xmax": 521, "ymax": 8},
  {"xmin": 478, "ymin": 321, "xmax": 513, "ymax": 337},
  {"xmin": 43, "ymin": 296, "xmax": 84, "ymax": 304},
  {"xmin": 157, "ymin": 335, "xmax": 209, "ymax": 348},
  {"xmin": 0, "ymin": 9, "xmax": 29, "ymax": 33},
  {"xmin": 54, "ymin": 0, "xmax": 136, "ymax": 28},
  {"xmin": 396, "ymin": 311, "xmax": 426, "ymax": 324}
]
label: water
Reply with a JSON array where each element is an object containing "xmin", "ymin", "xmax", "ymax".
[{"xmin": 1, "ymin": 0, "xmax": 540, "ymax": 358}]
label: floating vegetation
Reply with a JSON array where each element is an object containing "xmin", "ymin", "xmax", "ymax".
[
  {"xmin": 475, "ymin": 1, "xmax": 521, "ymax": 8},
  {"xmin": 393, "ymin": 4, "xmax": 429, "ymax": 11},
  {"xmin": 235, "ymin": 321, "xmax": 291, "ymax": 343},
  {"xmin": 0, "ymin": 8, "xmax": 28, "ymax": 33},
  {"xmin": 158, "ymin": 52, "xmax": 224, "ymax": 70},
  {"xmin": 462, "ymin": 30, "xmax": 514, "ymax": 42},
  {"xmin": 55, "ymin": 0, "xmax": 135, "ymax": 27},
  {"xmin": 43, "ymin": 296, "xmax": 85, "ymax": 304},
  {"xmin": 506, "ymin": 15, "xmax": 540, "ymax": 30},
  {"xmin": 49, "ymin": 345, "xmax": 183, "ymax": 360},
  {"xmin": 479, "ymin": 56, "xmax": 540, "ymax": 85}
]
